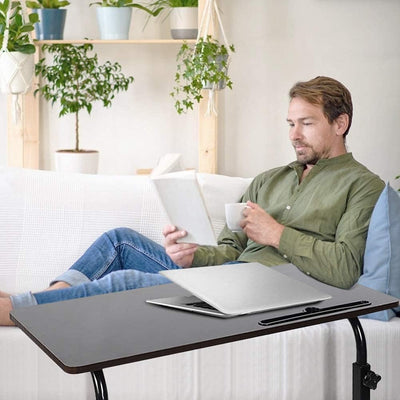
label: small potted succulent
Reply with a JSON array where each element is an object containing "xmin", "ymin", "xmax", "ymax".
[
  {"xmin": 0, "ymin": 0, "xmax": 38, "ymax": 94},
  {"xmin": 89, "ymin": 0, "xmax": 162, "ymax": 40},
  {"xmin": 26, "ymin": 0, "xmax": 70, "ymax": 40},
  {"xmin": 34, "ymin": 43, "xmax": 134, "ymax": 173},
  {"xmin": 171, "ymin": 34, "xmax": 234, "ymax": 114},
  {"xmin": 148, "ymin": 0, "xmax": 198, "ymax": 39}
]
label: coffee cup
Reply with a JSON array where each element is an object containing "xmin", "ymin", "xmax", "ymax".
[{"xmin": 225, "ymin": 202, "xmax": 248, "ymax": 232}]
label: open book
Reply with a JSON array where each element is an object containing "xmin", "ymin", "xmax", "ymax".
[{"xmin": 151, "ymin": 170, "xmax": 218, "ymax": 246}]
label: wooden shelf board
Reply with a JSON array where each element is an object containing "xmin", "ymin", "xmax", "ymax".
[{"xmin": 35, "ymin": 39, "xmax": 196, "ymax": 45}]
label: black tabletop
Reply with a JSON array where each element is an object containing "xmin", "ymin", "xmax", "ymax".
[{"xmin": 10, "ymin": 264, "xmax": 399, "ymax": 374}]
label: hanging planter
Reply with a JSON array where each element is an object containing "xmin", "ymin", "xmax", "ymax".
[
  {"xmin": 170, "ymin": 0, "xmax": 234, "ymax": 115},
  {"xmin": 0, "ymin": 51, "xmax": 35, "ymax": 94},
  {"xmin": 0, "ymin": 0, "xmax": 38, "ymax": 122}
]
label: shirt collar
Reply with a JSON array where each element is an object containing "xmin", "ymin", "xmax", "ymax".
[{"xmin": 289, "ymin": 152, "xmax": 354, "ymax": 171}]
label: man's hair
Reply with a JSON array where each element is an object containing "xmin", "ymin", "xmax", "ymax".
[{"xmin": 289, "ymin": 76, "xmax": 353, "ymax": 137}]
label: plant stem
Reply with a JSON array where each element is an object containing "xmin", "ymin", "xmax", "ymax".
[{"xmin": 75, "ymin": 111, "xmax": 79, "ymax": 152}]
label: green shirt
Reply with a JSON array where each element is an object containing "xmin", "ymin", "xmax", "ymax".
[{"xmin": 192, "ymin": 153, "xmax": 384, "ymax": 289}]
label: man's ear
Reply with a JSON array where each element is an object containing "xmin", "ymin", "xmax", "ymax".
[{"xmin": 335, "ymin": 114, "xmax": 349, "ymax": 137}]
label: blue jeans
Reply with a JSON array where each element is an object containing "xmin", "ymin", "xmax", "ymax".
[{"xmin": 11, "ymin": 228, "xmax": 181, "ymax": 308}]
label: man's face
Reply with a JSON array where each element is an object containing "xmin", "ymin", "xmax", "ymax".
[{"xmin": 286, "ymin": 97, "xmax": 339, "ymax": 165}]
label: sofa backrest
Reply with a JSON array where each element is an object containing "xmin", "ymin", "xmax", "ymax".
[{"xmin": 0, "ymin": 167, "xmax": 252, "ymax": 293}]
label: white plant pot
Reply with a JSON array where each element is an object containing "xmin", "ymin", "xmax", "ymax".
[
  {"xmin": 55, "ymin": 150, "xmax": 99, "ymax": 174},
  {"xmin": 0, "ymin": 51, "xmax": 35, "ymax": 94},
  {"xmin": 96, "ymin": 7, "xmax": 132, "ymax": 40},
  {"xmin": 170, "ymin": 7, "xmax": 198, "ymax": 39}
]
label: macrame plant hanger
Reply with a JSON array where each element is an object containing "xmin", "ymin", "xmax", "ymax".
[
  {"xmin": 197, "ymin": 0, "xmax": 232, "ymax": 116},
  {"xmin": 0, "ymin": 0, "xmax": 35, "ymax": 124}
]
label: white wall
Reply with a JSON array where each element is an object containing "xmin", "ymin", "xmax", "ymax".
[
  {"xmin": 220, "ymin": 0, "xmax": 400, "ymax": 187},
  {"xmin": 0, "ymin": 95, "xmax": 6, "ymax": 164},
  {"xmin": 1, "ymin": 0, "xmax": 399, "ymax": 186}
]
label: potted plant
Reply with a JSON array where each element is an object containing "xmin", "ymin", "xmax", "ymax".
[
  {"xmin": 89, "ymin": 0, "xmax": 162, "ymax": 40},
  {"xmin": 0, "ymin": 0, "xmax": 38, "ymax": 95},
  {"xmin": 26, "ymin": 0, "xmax": 70, "ymax": 40},
  {"xmin": 148, "ymin": 0, "xmax": 198, "ymax": 39},
  {"xmin": 34, "ymin": 43, "xmax": 134, "ymax": 174},
  {"xmin": 171, "ymin": 34, "xmax": 234, "ymax": 114}
]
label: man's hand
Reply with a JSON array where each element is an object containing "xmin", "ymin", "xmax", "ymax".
[
  {"xmin": 241, "ymin": 201, "xmax": 285, "ymax": 249},
  {"xmin": 163, "ymin": 225, "xmax": 198, "ymax": 268}
]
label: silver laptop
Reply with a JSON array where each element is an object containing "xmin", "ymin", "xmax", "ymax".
[{"xmin": 146, "ymin": 263, "xmax": 332, "ymax": 318}]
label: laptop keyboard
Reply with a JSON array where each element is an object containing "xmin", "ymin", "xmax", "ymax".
[{"xmin": 186, "ymin": 301, "xmax": 218, "ymax": 311}]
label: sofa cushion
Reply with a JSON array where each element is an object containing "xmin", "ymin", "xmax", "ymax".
[
  {"xmin": 358, "ymin": 183, "xmax": 400, "ymax": 321},
  {"xmin": 197, "ymin": 173, "xmax": 253, "ymax": 234},
  {"xmin": 0, "ymin": 168, "xmax": 252, "ymax": 295}
]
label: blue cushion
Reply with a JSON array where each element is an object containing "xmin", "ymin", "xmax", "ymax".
[{"xmin": 358, "ymin": 183, "xmax": 400, "ymax": 321}]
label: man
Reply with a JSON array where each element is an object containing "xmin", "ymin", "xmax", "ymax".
[{"xmin": 0, "ymin": 76, "xmax": 384, "ymax": 326}]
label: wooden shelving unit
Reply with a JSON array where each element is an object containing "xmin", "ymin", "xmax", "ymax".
[
  {"xmin": 35, "ymin": 39, "xmax": 195, "ymax": 45},
  {"xmin": 7, "ymin": 0, "xmax": 219, "ymax": 174}
]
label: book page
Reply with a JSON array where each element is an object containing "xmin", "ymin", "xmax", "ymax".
[{"xmin": 151, "ymin": 170, "xmax": 218, "ymax": 246}]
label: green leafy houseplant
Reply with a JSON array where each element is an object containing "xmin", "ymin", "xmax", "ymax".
[
  {"xmin": 0, "ymin": 0, "xmax": 39, "ymax": 54},
  {"xmin": 148, "ymin": 0, "xmax": 198, "ymax": 15},
  {"xmin": 145, "ymin": 0, "xmax": 198, "ymax": 39},
  {"xmin": 171, "ymin": 35, "xmax": 234, "ymax": 114},
  {"xmin": 25, "ymin": 0, "xmax": 70, "ymax": 8},
  {"xmin": 35, "ymin": 43, "xmax": 134, "ymax": 152},
  {"xmin": 89, "ymin": 0, "xmax": 162, "ymax": 16}
]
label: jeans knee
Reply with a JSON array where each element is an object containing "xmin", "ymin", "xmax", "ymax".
[{"xmin": 105, "ymin": 227, "xmax": 142, "ymax": 245}]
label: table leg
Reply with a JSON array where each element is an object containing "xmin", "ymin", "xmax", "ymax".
[
  {"xmin": 91, "ymin": 370, "xmax": 108, "ymax": 400},
  {"xmin": 348, "ymin": 317, "xmax": 381, "ymax": 400}
]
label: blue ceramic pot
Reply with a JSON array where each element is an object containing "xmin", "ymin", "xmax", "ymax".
[{"xmin": 34, "ymin": 9, "xmax": 67, "ymax": 40}]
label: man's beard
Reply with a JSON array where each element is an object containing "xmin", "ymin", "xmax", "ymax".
[{"xmin": 293, "ymin": 142, "xmax": 320, "ymax": 165}]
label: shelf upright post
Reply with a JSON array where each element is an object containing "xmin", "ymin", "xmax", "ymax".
[{"xmin": 198, "ymin": 0, "xmax": 218, "ymax": 174}]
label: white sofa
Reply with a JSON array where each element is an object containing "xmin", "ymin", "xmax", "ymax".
[{"xmin": 0, "ymin": 166, "xmax": 399, "ymax": 400}]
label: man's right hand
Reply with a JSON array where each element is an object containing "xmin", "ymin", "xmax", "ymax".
[{"xmin": 163, "ymin": 225, "xmax": 198, "ymax": 268}]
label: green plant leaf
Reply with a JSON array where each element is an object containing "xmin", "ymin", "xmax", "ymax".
[{"xmin": 0, "ymin": 1, "xmax": 37, "ymax": 52}]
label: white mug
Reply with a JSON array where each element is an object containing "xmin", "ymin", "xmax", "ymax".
[{"xmin": 225, "ymin": 202, "xmax": 248, "ymax": 232}]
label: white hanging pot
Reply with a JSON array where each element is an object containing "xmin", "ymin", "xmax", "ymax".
[
  {"xmin": 170, "ymin": 7, "xmax": 198, "ymax": 39},
  {"xmin": 0, "ymin": 51, "xmax": 35, "ymax": 94},
  {"xmin": 55, "ymin": 150, "xmax": 99, "ymax": 174},
  {"xmin": 96, "ymin": 7, "xmax": 132, "ymax": 40}
]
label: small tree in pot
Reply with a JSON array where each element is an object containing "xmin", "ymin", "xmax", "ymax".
[{"xmin": 35, "ymin": 43, "xmax": 134, "ymax": 173}]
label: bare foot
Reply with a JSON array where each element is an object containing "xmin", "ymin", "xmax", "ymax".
[
  {"xmin": 43, "ymin": 281, "xmax": 71, "ymax": 291},
  {"xmin": 0, "ymin": 297, "xmax": 15, "ymax": 326}
]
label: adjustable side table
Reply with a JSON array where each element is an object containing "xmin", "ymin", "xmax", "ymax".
[{"xmin": 10, "ymin": 264, "xmax": 398, "ymax": 400}]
